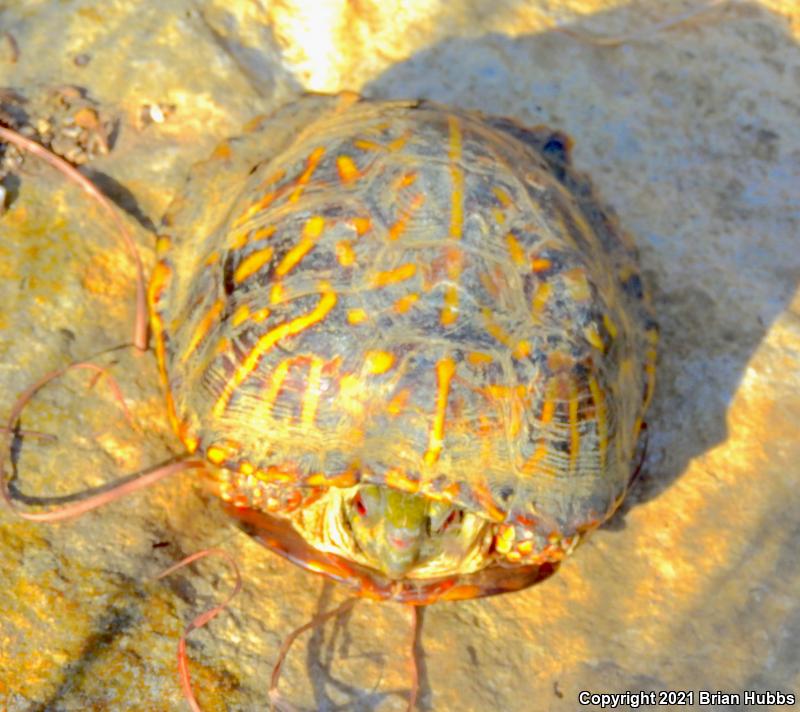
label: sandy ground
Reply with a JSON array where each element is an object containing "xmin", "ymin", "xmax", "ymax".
[{"xmin": 0, "ymin": 1, "xmax": 798, "ymax": 710}]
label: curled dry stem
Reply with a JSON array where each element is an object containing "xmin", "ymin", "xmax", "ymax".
[
  {"xmin": 269, "ymin": 597, "xmax": 359, "ymax": 712},
  {"xmin": 0, "ymin": 124, "xmax": 148, "ymax": 351},
  {"xmin": 155, "ymin": 548, "xmax": 244, "ymax": 712},
  {"xmin": 0, "ymin": 360, "xmax": 203, "ymax": 521},
  {"xmin": 408, "ymin": 604, "xmax": 420, "ymax": 712}
]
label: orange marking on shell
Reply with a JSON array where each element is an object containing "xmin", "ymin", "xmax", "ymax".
[
  {"xmin": 588, "ymin": 374, "xmax": 607, "ymax": 470},
  {"xmin": 181, "ymin": 430, "xmax": 199, "ymax": 454},
  {"xmin": 512, "ymin": 340, "xmax": 531, "ymax": 359},
  {"xmin": 262, "ymin": 357, "xmax": 298, "ymax": 417},
  {"xmin": 387, "ymin": 133, "xmax": 409, "ymax": 151},
  {"xmin": 232, "ymin": 304, "xmax": 250, "ymax": 327},
  {"xmin": 347, "ymin": 308, "xmax": 368, "ymax": 325},
  {"xmin": 212, "ymin": 141, "xmax": 233, "ymax": 160},
  {"xmin": 255, "ymin": 168, "xmax": 286, "ymax": 191},
  {"xmin": 492, "ymin": 186, "xmax": 512, "ymax": 207},
  {"xmin": 338, "ymin": 374, "xmax": 366, "ymax": 419},
  {"xmin": 371, "ymin": 262, "xmax": 417, "ymax": 287},
  {"xmin": 473, "ymin": 483, "xmax": 505, "ymax": 522},
  {"xmin": 440, "ymin": 116, "xmax": 465, "ymax": 326},
  {"xmin": 181, "ymin": 298, "xmax": 224, "ymax": 364},
  {"xmin": 505, "ymin": 233, "xmax": 526, "ymax": 265},
  {"xmin": 467, "ymin": 351, "xmax": 493, "ymax": 366},
  {"xmin": 301, "ymin": 356, "xmax": 325, "ymax": 428},
  {"xmin": 270, "ymin": 282, "xmax": 285, "ymax": 304},
  {"xmin": 516, "ymin": 540, "xmax": 533, "ymax": 555},
  {"xmin": 335, "ymin": 240, "xmax": 356, "ymax": 267},
  {"xmin": 540, "ymin": 380, "xmax": 557, "ymax": 425},
  {"xmin": 423, "ymin": 357, "xmax": 456, "ymax": 466},
  {"xmin": 492, "ymin": 208, "xmax": 506, "ymax": 224},
  {"xmin": 204, "ymin": 252, "xmax": 220, "ymax": 266},
  {"xmin": 568, "ymin": 379, "xmax": 581, "ymax": 472},
  {"xmin": 441, "ymin": 289, "xmax": 458, "ymax": 326},
  {"xmin": 394, "ymin": 292, "xmax": 419, "ymax": 313},
  {"xmin": 147, "ymin": 261, "xmax": 176, "ymax": 427},
  {"xmin": 563, "ymin": 267, "xmax": 592, "ymax": 302},
  {"xmin": 387, "ymin": 388, "xmax": 410, "ymax": 416},
  {"xmin": 252, "ymin": 307, "xmax": 270, "ymax": 323},
  {"xmin": 155, "ymin": 236, "xmax": 171, "ymax": 255},
  {"xmin": 212, "ymin": 289, "xmax": 337, "ymax": 417},
  {"xmin": 234, "ymin": 247, "xmax": 275, "ymax": 283},
  {"xmin": 394, "ymin": 172, "xmax": 418, "ymax": 189},
  {"xmin": 388, "ymin": 193, "xmax": 425, "ymax": 241},
  {"xmin": 482, "ymin": 307, "xmax": 519, "ymax": 350},
  {"xmin": 251, "ymin": 225, "xmax": 277, "ymax": 242},
  {"xmin": 207, "ymin": 445, "xmax": 228, "ymax": 465},
  {"xmin": 289, "ymin": 146, "xmax": 325, "ymax": 203},
  {"xmin": 364, "ymin": 350, "xmax": 395, "ymax": 375},
  {"xmin": 531, "ymin": 257, "xmax": 552, "ymax": 272},
  {"xmin": 230, "ymin": 230, "xmax": 249, "ymax": 250},
  {"xmin": 258, "ymin": 467, "xmax": 295, "ymax": 483},
  {"xmin": 215, "ymin": 336, "xmax": 230, "ymax": 355},
  {"xmin": 495, "ymin": 524, "xmax": 515, "ymax": 554},
  {"xmin": 385, "ymin": 468, "xmax": 420, "ymax": 494},
  {"xmin": 584, "ymin": 323, "xmax": 605, "ymax": 352},
  {"xmin": 275, "ymin": 216, "xmax": 325, "ymax": 278},
  {"xmin": 239, "ymin": 461, "xmax": 255, "ymax": 475},
  {"xmin": 233, "ymin": 190, "xmax": 277, "ymax": 228},
  {"xmin": 522, "ymin": 441, "xmax": 548, "ymax": 474},
  {"xmin": 531, "ymin": 281, "xmax": 551, "ymax": 317},
  {"xmin": 306, "ymin": 470, "xmax": 358, "ymax": 487},
  {"xmin": 353, "ymin": 138, "xmax": 383, "ymax": 151},
  {"xmin": 336, "ymin": 155, "xmax": 360, "ymax": 183},
  {"xmin": 483, "ymin": 384, "xmax": 526, "ymax": 438},
  {"xmin": 644, "ymin": 349, "xmax": 657, "ymax": 409},
  {"xmin": 603, "ymin": 313, "xmax": 618, "ymax": 339},
  {"xmin": 351, "ymin": 216, "xmax": 372, "ymax": 236}
]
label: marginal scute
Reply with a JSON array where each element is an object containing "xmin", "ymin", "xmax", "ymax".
[{"xmin": 149, "ymin": 94, "xmax": 655, "ymax": 592}]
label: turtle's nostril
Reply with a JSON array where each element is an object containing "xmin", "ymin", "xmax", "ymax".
[{"xmin": 389, "ymin": 534, "xmax": 410, "ymax": 550}]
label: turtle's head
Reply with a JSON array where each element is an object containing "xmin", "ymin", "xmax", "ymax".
[{"xmin": 344, "ymin": 485, "xmax": 464, "ymax": 579}]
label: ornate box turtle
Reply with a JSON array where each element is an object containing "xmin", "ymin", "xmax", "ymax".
[{"xmin": 149, "ymin": 93, "xmax": 657, "ymax": 604}]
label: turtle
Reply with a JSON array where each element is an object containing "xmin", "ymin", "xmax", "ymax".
[{"xmin": 149, "ymin": 91, "xmax": 657, "ymax": 605}]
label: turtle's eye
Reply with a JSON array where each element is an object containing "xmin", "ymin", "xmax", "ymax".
[
  {"xmin": 353, "ymin": 493, "xmax": 367, "ymax": 516},
  {"xmin": 427, "ymin": 502, "xmax": 461, "ymax": 535},
  {"xmin": 438, "ymin": 510, "xmax": 458, "ymax": 533}
]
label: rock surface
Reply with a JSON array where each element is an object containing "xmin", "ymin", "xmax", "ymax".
[{"xmin": 0, "ymin": 1, "xmax": 798, "ymax": 710}]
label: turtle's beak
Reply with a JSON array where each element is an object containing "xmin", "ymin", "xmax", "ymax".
[
  {"xmin": 375, "ymin": 490, "xmax": 428, "ymax": 578},
  {"xmin": 377, "ymin": 525, "xmax": 422, "ymax": 578}
]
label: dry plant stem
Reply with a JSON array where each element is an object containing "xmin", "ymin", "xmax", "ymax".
[
  {"xmin": 268, "ymin": 597, "xmax": 359, "ymax": 712},
  {"xmin": 155, "ymin": 549, "xmax": 244, "ymax": 712},
  {"xmin": 407, "ymin": 605, "xmax": 420, "ymax": 712},
  {"xmin": 556, "ymin": 0, "xmax": 729, "ymax": 47},
  {"xmin": 0, "ymin": 125, "xmax": 148, "ymax": 351},
  {"xmin": 0, "ymin": 361, "xmax": 204, "ymax": 521}
]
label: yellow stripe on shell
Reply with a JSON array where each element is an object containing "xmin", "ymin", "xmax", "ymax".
[
  {"xmin": 212, "ymin": 288, "xmax": 337, "ymax": 418},
  {"xmin": 336, "ymin": 155, "xmax": 360, "ymax": 183},
  {"xmin": 423, "ymin": 357, "xmax": 456, "ymax": 466},
  {"xmin": 180, "ymin": 298, "xmax": 224, "ymax": 364},
  {"xmin": 364, "ymin": 350, "xmax": 395, "ymax": 375},
  {"xmin": 275, "ymin": 216, "xmax": 325, "ymax": 278},
  {"xmin": 301, "ymin": 356, "xmax": 325, "ymax": 428},
  {"xmin": 370, "ymin": 263, "xmax": 417, "ymax": 287},
  {"xmin": 234, "ymin": 247, "xmax": 275, "ymax": 283},
  {"xmin": 588, "ymin": 374, "xmax": 608, "ymax": 470}
]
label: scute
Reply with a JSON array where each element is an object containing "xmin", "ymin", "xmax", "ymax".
[{"xmin": 150, "ymin": 93, "xmax": 656, "ymax": 585}]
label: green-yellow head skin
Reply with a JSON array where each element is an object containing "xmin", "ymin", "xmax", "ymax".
[{"xmin": 345, "ymin": 484, "xmax": 468, "ymax": 578}]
